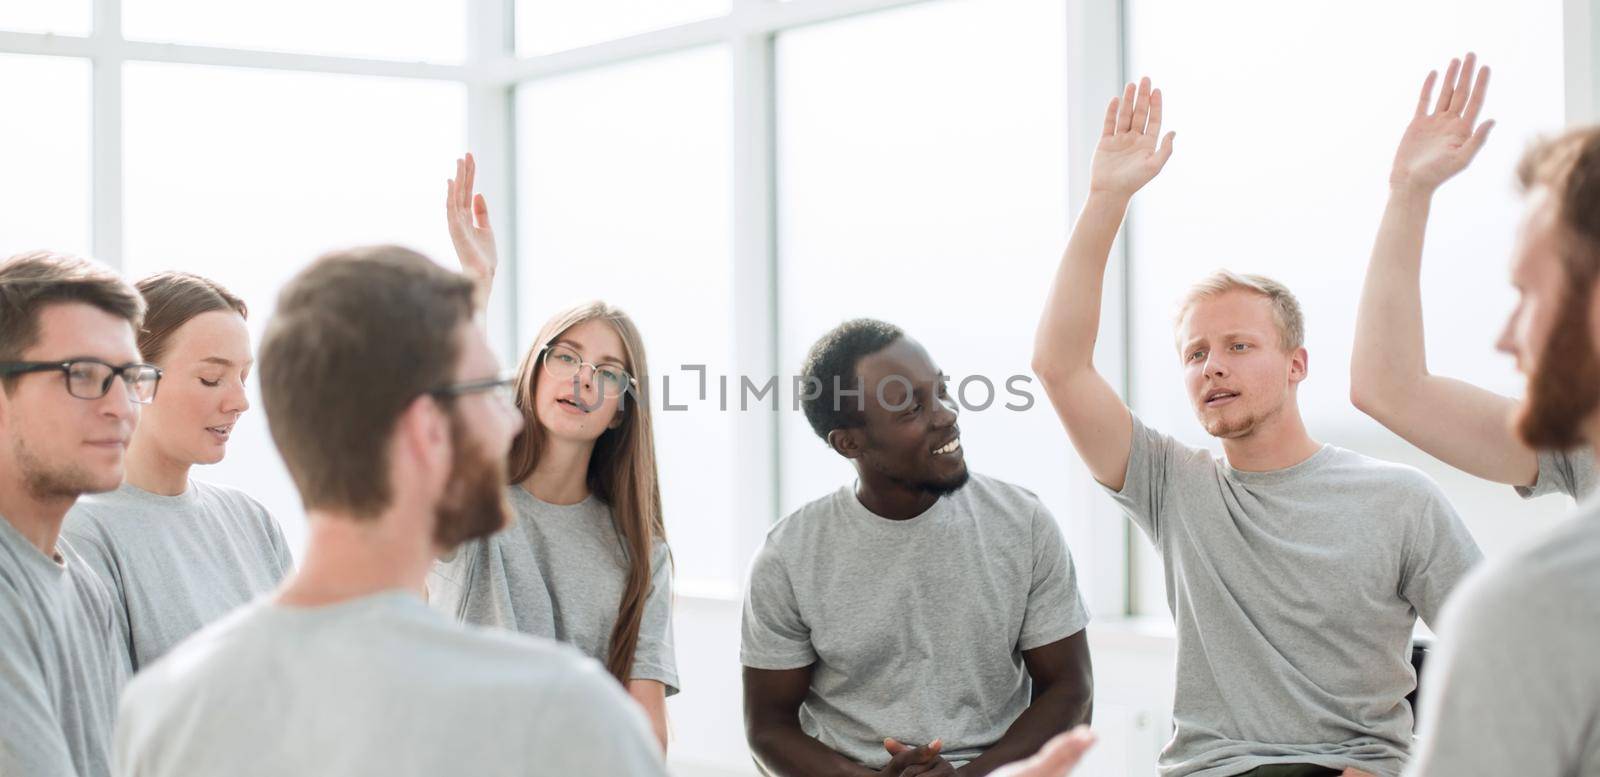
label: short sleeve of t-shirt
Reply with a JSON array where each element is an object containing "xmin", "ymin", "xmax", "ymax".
[
  {"xmin": 740, "ymin": 544, "xmax": 816, "ymax": 671},
  {"xmin": 631, "ymin": 542, "xmax": 680, "ymax": 695},
  {"xmin": 249, "ymin": 497, "xmax": 295, "ymax": 575},
  {"xmin": 1516, "ymin": 446, "xmax": 1597, "ymax": 501},
  {"xmin": 1103, "ymin": 414, "xmax": 1208, "ymax": 545},
  {"xmin": 1018, "ymin": 503, "xmax": 1091, "ymax": 651},
  {"xmin": 1397, "ymin": 479, "xmax": 1483, "ymax": 628}
]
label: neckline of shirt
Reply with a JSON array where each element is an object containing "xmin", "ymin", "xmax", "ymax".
[
  {"xmin": 836, "ymin": 480, "xmax": 957, "ymax": 531},
  {"xmin": 260, "ymin": 588, "xmax": 425, "ymax": 622},
  {"xmin": 0, "ymin": 511, "xmax": 70, "ymax": 573},
  {"xmin": 116, "ymin": 479, "xmax": 203, "ymax": 508},
  {"xmin": 508, "ymin": 483, "xmax": 601, "ymax": 514},
  {"xmin": 1221, "ymin": 444, "xmax": 1337, "ymax": 486}
]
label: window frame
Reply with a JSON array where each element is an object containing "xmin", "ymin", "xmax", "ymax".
[{"xmin": 8, "ymin": 0, "xmax": 1586, "ymax": 612}]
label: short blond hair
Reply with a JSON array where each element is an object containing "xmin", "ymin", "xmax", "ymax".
[{"xmin": 1175, "ymin": 270, "xmax": 1305, "ymax": 352}]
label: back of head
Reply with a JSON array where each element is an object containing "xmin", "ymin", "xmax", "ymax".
[
  {"xmin": 0, "ymin": 250, "xmax": 145, "ymax": 374},
  {"xmin": 1519, "ymin": 126, "xmax": 1600, "ymax": 283},
  {"xmin": 135, "ymin": 271, "xmax": 249, "ymax": 365},
  {"xmin": 259, "ymin": 245, "xmax": 474, "ymax": 517},
  {"xmin": 800, "ymin": 318, "xmax": 904, "ymax": 441},
  {"xmin": 1176, "ymin": 269, "xmax": 1305, "ymax": 352}
]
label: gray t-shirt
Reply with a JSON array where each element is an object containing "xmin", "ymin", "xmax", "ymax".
[
  {"xmin": 1107, "ymin": 416, "xmax": 1483, "ymax": 777},
  {"xmin": 741, "ymin": 472, "xmax": 1091, "ymax": 769},
  {"xmin": 1407, "ymin": 497, "xmax": 1600, "ymax": 776},
  {"xmin": 1516, "ymin": 446, "xmax": 1597, "ymax": 501},
  {"xmin": 0, "ymin": 514, "xmax": 127, "ymax": 777},
  {"xmin": 427, "ymin": 486, "xmax": 678, "ymax": 693},
  {"xmin": 113, "ymin": 590, "xmax": 667, "ymax": 777},
  {"xmin": 62, "ymin": 480, "xmax": 293, "ymax": 671}
]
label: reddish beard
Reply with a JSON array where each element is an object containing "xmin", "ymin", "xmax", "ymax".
[
  {"xmin": 1517, "ymin": 279, "xmax": 1600, "ymax": 450},
  {"xmin": 433, "ymin": 411, "xmax": 512, "ymax": 550}
]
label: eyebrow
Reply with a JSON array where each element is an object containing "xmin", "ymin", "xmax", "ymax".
[
  {"xmin": 199, "ymin": 357, "xmax": 237, "ymax": 367},
  {"xmin": 1182, "ymin": 331, "xmax": 1260, "ymax": 349},
  {"xmin": 552, "ymin": 339, "xmax": 625, "ymax": 366}
]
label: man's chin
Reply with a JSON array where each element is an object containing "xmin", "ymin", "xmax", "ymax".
[
  {"xmin": 86, "ymin": 475, "xmax": 123, "ymax": 494},
  {"xmin": 29, "ymin": 469, "xmax": 122, "ymax": 500},
  {"xmin": 1201, "ymin": 416, "xmax": 1251, "ymax": 439},
  {"xmin": 921, "ymin": 466, "xmax": 971, "ymax": 497}
]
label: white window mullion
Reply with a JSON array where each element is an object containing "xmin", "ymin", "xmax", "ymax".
[
  {"xmin": 90, "ymin": 0, "xmax": 122, "ymax": 270},
  {"xmin": 730, "ymin": 0, "xmax": 780, "ymax": 574},
  {"xmin": 1566, "ymin": 0, "xmax": 1597, "ymax": 123},
  {"xmin": 467, "ymin": 0, "xmax": 518, "ymax": 363},
  {"xmin": 1065, "ymin": 0, "xmax": 1134, "ymax": 617}
]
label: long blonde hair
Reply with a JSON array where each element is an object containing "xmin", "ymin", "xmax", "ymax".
[{"xmin": 507, "ymin": 301, "xmax": 669, "ymax": 684}]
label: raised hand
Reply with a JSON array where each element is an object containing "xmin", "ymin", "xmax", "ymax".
[
  {"xmin": 1089, "ymin": 77, "xmax": 1176, "ymax": 198},
  {"xmin": 446, "ymin": 152, "xmax": 497, "ymax": 312},
  {"xmin": 989, "ymin": 727, "xmax": 1096, "ymax": 777},
  {"xmin": 1390, "ymin": 53, "xmax": 1494, "ymax": 193}
]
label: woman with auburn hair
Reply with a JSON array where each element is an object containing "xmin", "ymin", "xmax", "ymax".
[
  {"xmin": 63, "ymin": 271, "xmax": 293, "ymax": 671},
  {"xmin": 427, "ymin": 154, "xmax": 677, "ymax": 751}
]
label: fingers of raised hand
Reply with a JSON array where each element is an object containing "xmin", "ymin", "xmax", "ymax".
[
  {"xmin": 1433, "ymin": 57, "xmax": 1461, "ymax": 115},
  {"xmin": 1147, "ymin": 88, "xmax": 1164, "ymax": 138},
  {"xmin": 473, "ymin": 193, "xmax": 491, "ymax": 231},
  {"xmin": 1446, "ymin": 52, "xmax": 1477, "ymax": 115},
  {"xmin": 1129, "ymin": 77, "xmax": 1153, "ymax": 134},
  {"xmin": 1414, "ymin": 70, "xmax": 1437, "ymax": 118},
  {"xmin": 1115, "ymin": 81, "xmax": 1137, "ymax": 133},
  {"xmin": 1462, "ymin": 64, "xmax": 1490, "ymax": 126}
]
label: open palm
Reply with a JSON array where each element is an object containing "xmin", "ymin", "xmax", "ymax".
[
  {"xmin": 446, "ymin": 152, "xmax": 497, "ymax": 310},
  {"xmin": 1090, "ymin": 77, "xmax": 1175, "ymax": 198},
  {"xmin": 1391, "ymin": 53, "xmax": 1493, "ymax": 192}
]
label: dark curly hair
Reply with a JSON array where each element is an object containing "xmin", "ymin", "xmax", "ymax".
[{"xmin": 800, "ymin": 318, "xmax": 904, "ymax": 441}]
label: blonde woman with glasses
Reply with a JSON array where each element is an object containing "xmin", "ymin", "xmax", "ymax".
[{"xmin": 427, "ymin": 155, "xmax": 677, "ymax": 752}]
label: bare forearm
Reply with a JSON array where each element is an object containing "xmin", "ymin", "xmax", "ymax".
[
  {"xmin": 470, "ymin": 274, "xmax": 494, "ymax": 317},
  {"xmin": 627, "ymin": 680, "xmax": 669, "ymax": 753},
  {"xmin": 1352, "ymin": 185, "xmax": 1434, "ymax": 407},
  {"xmin": 1352, "ymin": 187, "xmax": 1537, "ymax": 484},
  {"xmin": 958, "ymin": 687, "xmax": 1093, "ymax": 776},
  {"xmin": 1033, "ymin": 191, "xmax": 1130, "ymax": 378},
  {"xmin": 749, "ymin": 723, "xmax": 873, "ymax": 777}
]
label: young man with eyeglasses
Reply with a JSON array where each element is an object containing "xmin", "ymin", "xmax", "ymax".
[
  {"xmin": 112, "ymin": 245, "xmax": 669, "ymax": 777},
  {"xmin": 0, "ymin": 250, "xmax": 152, "ymax": 777}
]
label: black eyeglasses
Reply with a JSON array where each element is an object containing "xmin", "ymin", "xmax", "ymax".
[
  {"xmin": 428, "ymin": 374, "xmax": 517, "ymax": 407},
  {"xmin": 0, "ymin": 359, "xmax": 163, "ymax": 404}
]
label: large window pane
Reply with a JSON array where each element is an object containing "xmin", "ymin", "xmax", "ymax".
[
  {"xmin": 0, "ymin": 2, "xmax": 90, "ymax": 35},
  {"xmin": 124, "ymin": 0, "xmax": 467, "ymax": 63},
  {"xmin": 0, "ymin": 54, "xmax": 91, "ymax": 258},
  {"xmin": 124, "ymin": 63, "xmax": 468, "ymax": 558},
  {"xmin": 516, "ymin": 0, "xmax": 728, "ymax": 55},
  {"xmin": 515, "ymin": 47, "xmax": 735, "ymax": 584},
  {"xmin": 1124, "ymin": 0, "xmax": 1569, "ymax": 612},
  {"xmin": 775, "ymin": 0, "xmax": 1102, "ymax": 594}
]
